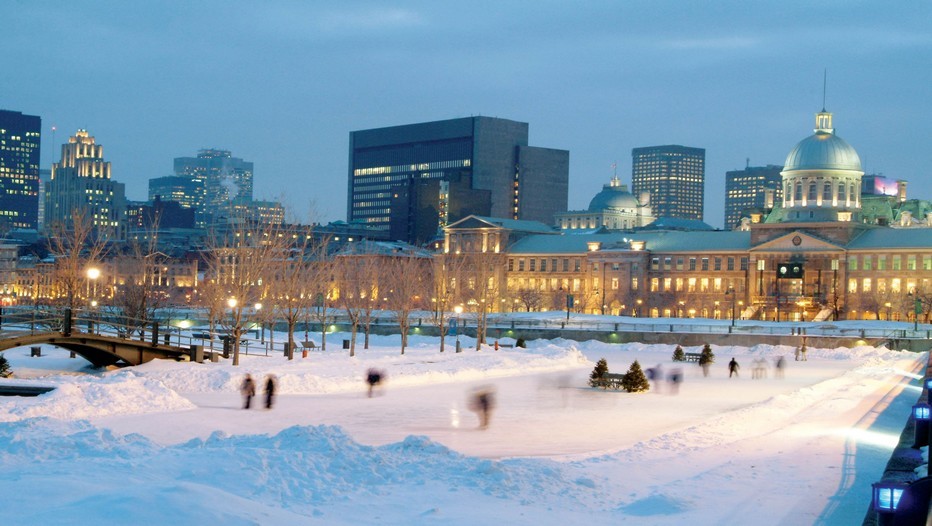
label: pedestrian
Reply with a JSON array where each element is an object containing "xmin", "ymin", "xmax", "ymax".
[
  {"xmin": 648, "ymin": 364, "xmax": 663, "ymax": 393},
  {"xmin": 366, "ymin": 368, "xmax": 384, "ymax": 398},
  {"xmin": 774, "ymin": 355, "xmax": 785, "ymax": 378},
  {"xmin": 469, "ymin": 386, "xmax": 496, "ymax": 429},
  {"xmin": 264, "ymin": 374, "xmax": 276, "ymax": 409},
  {"xmin": 241, "ymin": 374, "xmax": 256, "ymax": 409},
  {"xmin": 794, "ymin": 346, "xmax": 801, "ymax": 361},
  {"xmin": 800, "ymin": 345, "xmax": 808, "ymax": 361},
  {"xmin": 728, "ymin": 358, "xmax": 740, "ymax": 378},
  {"xmin": 667, "ymin": 368, "xmax": 682, "ymax": 395}
]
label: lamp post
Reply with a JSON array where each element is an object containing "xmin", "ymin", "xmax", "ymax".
[
  {"xmin": 913, "ymin": 402, "xmax": 931, "ymax": 448},
  {"xmin": 725, "ymin": 287, "xmax": 737, "ymax": 327},
  {"xmin": 453, "ymin": 305, "xmax": 463, "ymax": 353},
  {"xmin": 871, "ymin": 480, "xmax": 909, "ymax": 526},
  {"xmin": 86, "ymin": 267, "xmax": 100, "ymax": 304},
  {"xmin": 884, "ymin": 301, "xmax": 892, "ymax": 321},
  {"xmin": 831, "ymin": 259, "xmax": 839, "ymax": 320}
]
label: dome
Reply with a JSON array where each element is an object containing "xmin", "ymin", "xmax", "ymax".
[
  {"xmin": 588, "ymin": 184, "xmax": 640, "ymax": 211},
  {"xmin": 783, "ymin": 111, "xmax": 861, "ymax": 172}
]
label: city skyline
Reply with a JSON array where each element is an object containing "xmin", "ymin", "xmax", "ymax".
[{"xmin": 2, "ymin": 1, "xmax": 931, "ymax": 228}]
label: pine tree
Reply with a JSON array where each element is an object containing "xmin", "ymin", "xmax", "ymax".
[
  {"xmin": 698, "ymin": 343, "xmax": 715, "ymax": 366},
  {"xmin": 672, "ymin": 345, "xmax": 685, "ymax": 362},
  {"xmin": 589, "ymin": 358, "xmax": 609, "ymax": 387},
  {"xmin": 621, "ymin": 360, "xmax": 650, "ymax": 393},
  {"xmin": 0, "ymin": 353, "xmax": 11, "ymax": 378}
]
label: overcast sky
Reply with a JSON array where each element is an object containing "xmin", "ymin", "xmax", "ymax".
[{"xmin": 3, "ymin": 1, "xmax": 931, "ymax": 229}]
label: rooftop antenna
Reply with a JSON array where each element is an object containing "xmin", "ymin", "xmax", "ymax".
[{"xmin": 822, "ymin": 69, "xmax": 827, "ymax": 111}]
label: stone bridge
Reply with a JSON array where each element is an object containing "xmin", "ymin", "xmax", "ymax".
[{"xmin": 0, "ymin": 330, "xmax": 195, "ymax": 367}]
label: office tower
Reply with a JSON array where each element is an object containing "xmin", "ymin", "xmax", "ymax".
[
  {"xmin": 724, "ymin": 164, "xmax": 783, "ymax": 230},
  {"xmin": 348, "ymin": 116, "xmax": 569, "ymax": 245},
  {"xmin": 0, "ymin": 110, "xmax": 41, "ymax": 230},
  {"xmin": 173, "ymin": 149, "xmax": 253, "ymax": 226},
  {"xmin": 631, "ymin": 145, "xmax": 705, "ymax": 221},
  {"xmin": 45, "ymin": 129, "xmax": 126, "ymax": 238},
  {"xmin": 148, "ymin": 175, "xmax": 205, "ymax": 211}
]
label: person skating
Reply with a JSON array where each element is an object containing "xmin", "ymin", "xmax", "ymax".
[
  {"xmin": 264, "ymin": 374, "xmax": 276, "ymax": 409},
  {"xmin": 728, "ymin": 358, "xmax": 740, "ymax": 378},
  {"xmin": 241, "ymin": 374, "xmax": 256, "ymax": 409}
]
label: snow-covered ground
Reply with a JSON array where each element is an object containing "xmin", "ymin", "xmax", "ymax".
[{"xmin": 0, "ymin": 327, "xmax": 927, "ymax": 525}]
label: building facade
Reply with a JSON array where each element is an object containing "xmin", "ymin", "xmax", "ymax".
[
  {"xmin": 441, "ymin": 109, "xmax": 932, "ymax": 323},
  {"xmin": 173, "ymin": 149, "xmax": 254, "ymax": 227},
  {"xmin": 631, "ymin": 145, "xmax": 705, "ymax": 221},
  {"xmin": 0, "ymin": 110, "xmax": 41, "ymax": 230},
  {"xmin": 45, "ymin": 129, "xmax": 126, "ymax": 239},
  {"xmin": 148, "ymin": 175, "xmax": 204, "ymax": 211},
  {"xmin": 724, "ymin": 164, "xmax": 783, "ymax": 230},
  {"xmin": 555, "ymin": 176, "xmax": 654, "ymax": 231},
  {"xmin": 348, "ymin": 117, "xmax": 569, "ymax": 245}
]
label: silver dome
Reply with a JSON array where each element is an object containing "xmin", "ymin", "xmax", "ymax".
[
  {"xmin": 588, "ymin": 185, "xmax": 640, "ymax": 211},
  {"xmin": 783, "ymin": 131, "xmax": 861, "ymax": 172}
]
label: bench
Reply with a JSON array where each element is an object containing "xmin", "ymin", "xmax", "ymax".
[
  {"xmin": 497, "ymin": 343, "xmax": 514, "ymax": 349},
  {"xmin": 301, "ymin": 341, "xmax": 317, "ymax": 349},
  {"xmin": 191, "ymin": 332, "xmax": 213, "ymax": 340},
  {"xmin": 595, "ymin": 372, "xmax": 626, "ymax": 390},
  {"xmin": 683, "ymin": 352, "xmax": 702, "ymax": 363}
]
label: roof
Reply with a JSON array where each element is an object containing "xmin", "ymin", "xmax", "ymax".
[
  {"xmin": 642, "ymin": 217, "xmax": 715, "ymax": 231},
  {"xmin": 446, "ymin": 215, "xmax": 558, "ymax": 234},
  {"xmin": 509, "ymin": 230, "xmax": 752, "ymax": 254},
  {"xmin": 783, "ymin": 131, "xmax": 861, "ymax": 172},
  {"xmin": 846, "ymin": 228, "xmax": 932, "ymax": 250}
]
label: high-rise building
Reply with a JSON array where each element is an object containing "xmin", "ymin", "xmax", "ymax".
[
  {"xmin": 148, "ymin": 175, "xmax": 204, "ymax": 211},
  {"xmin": 173, "ymin": 149, "xmax": 253, "ymax": 226},
  {"xmin": 724, "ymin": 164, "xmax": 783, "ymax": 230},
  {"xmin": 631, "ymin": 145, "xmax": 705, "ymax": 221},
  {"xmin": 348, "ymin": 116, "xmax": 569, "ymax": 245},
  {"xmin": 0, "ymin": 110, "xmax": 41, "ymax": 230},
  {"xmin": 45, "ymin": 129, "xmax": 126, "ymax": 238}
]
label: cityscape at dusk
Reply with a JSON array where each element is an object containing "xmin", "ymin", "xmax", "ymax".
[
  {"xmin": 2, "ymin": 1, "xmax": 932, "ymax": 227},
  {"xmin": 1, "ymin": 2, "xmax": 931, "ymax": 525}
]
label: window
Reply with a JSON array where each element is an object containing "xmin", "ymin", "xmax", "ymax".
[
  {"xmin": 727, "ymin": 257, "xmax": 735, "ymax": 271},
  {"xmin": 848, "ymin": 278, "xmax": 857, "ymax": 293},
  {"xmin": 892, "ymin": 255, "xmax": 901, "ymax": 270},
  {"xmin": 689, "ymin": 258, "xmax": 697, "ymax": 271},
  {"xmin": 650, "ymin": 278, "xmax": 659, "ymax": 292},
  {"xmin": 838, "ymin": 183, "xmax": 846, "ymax": 201},
  {"xmin": 863, "ymin": 256, "xmax": 872, "ymax": 271},
  {"xmin": 924, "ymin": 255, "xmax": 931, "ymax": 271},
  {"xmin": 740, "ymin": 257, "xmax": 748, "ymax": 271},
  {"xmin": 631, "ymin": 277, "xmax": 638, "ymax": 291},
  {"xmin": 808, "ymin": 182, "xmax": 817, "ymax": 200},
  {"xmin": 687, "ymin": 277, "xmax": 697, "ymax": 292},
  {"xmin": 663, "ymin": 278, "xmax": 672, "ymax": 291},
  {"xmin": 611, "ymin": 278, "xmax": 619, "ymax": 290},
  {"xmin": 563, "ymin": 259, "xmax": 569, "ymax": 272},
  {"xmin": 848, "ymin": 257, "xmax": 858, "ymax": 271},
  {"xmin": 823, "ymin": 182, "xmax": 832, "ymax": 201},
  {"xmin": 518, "ymin": 259, "xmax": 525, "ymax": 271},
  {"xmin": 714, "ymin": 258, "xmax": 722, "ymax": 271},
  {"xmin": 574, "ymin": 259, "xmax": 581, "ymax": 272},
  {"xmin": 700, "ymin": 278, "xmax": 709, "ymax": 292},
  {"xmin": 795, "ymin": 182, "xmax": 802, "ymax": 201},
  {"xmin": 675, "ymin": 278, "xmax": 684, "ymax": 291},
  {"xmin": 551, "ymin": 259, "xmax": 557, "ymax": 272},
  {"xmin": 676, "ymin": 257, "xmax": 684, "ymax": 270},
  {"xmin": 907, "ymin": 255, "xmax": 916, "ymax": 270},
  {"xmin": 507, "ymin": 259, "xmax": 514, "ymax": 272},
  {"xmin": 877, "ymin": 256, "xmax": 886, "ymax": 270},
  {"xmin": 701, "ymin": 258, "xmax": 709, "ymax": 271},
  {"xmin": 529, "ymin": 259, "xmax": 536, "ymax": 272},
  {"xmin": 651, "ymin": 257, "xmax": 660, "ymax": 270},
  {"xmin": 540, "ymin": 259, "xmax": 547, "ymax": 272},
  {"xmin": 664, "ymin": 257, "xmax": 672, "ymax": 270},
  {"xmin": 862, "ymin": 278, "xmax": 871, "ymax": 293}
]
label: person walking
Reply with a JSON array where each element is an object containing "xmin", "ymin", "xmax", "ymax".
[
  {"xmin": 264, "ymin": 374, "xmax": 276, "ymax": 409},
  {"xmin": 366, "ymin": 368, "xmax": 385, "ymax": 398},
  {"xmin": 728, "ymin": 358, "xmax": 740, "ymax": 378},
  {"xmin": 469, "ymin": 386, "xmax": 496, "ymax": 430},
  {"xmin": 241, "ymin": 374, "xmax": 256, "ymax": 409}
]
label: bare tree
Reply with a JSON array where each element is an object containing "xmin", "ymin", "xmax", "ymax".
[
  {"xmin": 459, "ymin": 250, "xmax": 506, "ymax": 350},
  {"xmin": 429, "ymin": 253, "xmax": 466, "ymax": 353},
  {"xmin": 204, "ymin": 218, "xmax": 279, "ymax": 366},
  {"xmin": 514, "ymin": 286, "xmax": 543, "ymax": 312},
  {"xmin": 107, "ymin": 217, "xmax": 171, "ymax": 336},
  {"xmin": 307, "ymin": 256, "xmax": 337, "ymax": 351},
  {"xmin": 384, "ymin": 250, "xmax": 431, "ymax": 354},
  {"xmin": 267, "ymin": 227, "xmax": 319, "ymax": 358},
  {"xmin": 46, "ymin": 209, "xmax": 109, "ymax": 311},
  {"xmin": 334, "ymin": 248, "xmax": 382, "ymax": 357}
]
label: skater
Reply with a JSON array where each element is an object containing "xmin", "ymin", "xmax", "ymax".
[
  {"xmin": 648, "ymin": 364, "xmax": 663, "ymax": 393},
  {"xmin": 264, "ymin": 374, "xmax": 276, "ymax": 409},
  {"xmin": 728, "ymin": 358, "xmax": 740, "ymax": 378},
  {"xmin": 366, "ymin": 368, "xmax": 385, "ymax": 398},
  {"xmin": 774, "ymin": 355, "xmax": 785, "ymax": 378},
  {"xmin": 469, "ymin": 386, "xmax": 496, "ymax": 429},
  {"xmin": 667, "ymin": 367, "xmax": 683, "ymax": 395},
  {"xmin": 241, "ymin": 374, "xmax": 256, "ymax": 409}
]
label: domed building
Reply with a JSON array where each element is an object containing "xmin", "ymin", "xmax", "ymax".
[
  {"xmin": 765, "ymin": 109, "xmax": 864, "ymax": 223},
  {"xmin": 556, "ymin": 176, "xmax": 655, "ymax": 230}
]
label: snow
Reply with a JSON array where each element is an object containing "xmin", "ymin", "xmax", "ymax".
[{"xmin": 0, "ymin": 323, "xmax": 927, "ymax": 525}]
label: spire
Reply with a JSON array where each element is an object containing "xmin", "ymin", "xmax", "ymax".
[{"xmin": 815, "ymin": 69, "xmax": 834, "ymax": 133}]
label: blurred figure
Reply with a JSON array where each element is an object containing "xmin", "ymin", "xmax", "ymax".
[
  {"xmin": 700, "ymin": 360, "xmax": 711, "ymax": 378},
  {"xmin": 728, "ymin": 358, "xmax": 740, "ymax": 378},
  {"xmin": 647, "ymin": 364, "xmax": 663, "ymax": 394},
  {"xmin": 774, "ymin": 355, "xmax": 786, "ymax": 379},
  {"xmin": 264, "ymin": 374, "xmax": 276, "ymax": 409},
  {"xmin": 752, "ymin": 358, "xmax": 767, "ymax": 379},
  {"xmin": 667, "ymin": 367, "xmax": 683, "ymax": 395},
  {"xmin": 241, "ymin": 374, "xmax": 256, "ymax": 409},
  {"xmin": 366, "ymin": 368, "xmax": 385, "ymax": 398},
  {"xmin": 469, "ymin": 386, "xmax": 497, "ymax": 429},
  {"xmin": 794, "ymin": 346, "xmax": 801, "ymax": 361}
]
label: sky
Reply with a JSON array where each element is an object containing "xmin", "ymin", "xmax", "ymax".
[
  {"xmin": 2, "ymin": 1, "xmax": 931, "ymax": 228},
  {"xmin": 0, "ymin": 316, "xmax": 927, "ymax": 524}
]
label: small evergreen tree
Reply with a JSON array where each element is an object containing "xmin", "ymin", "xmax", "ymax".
[
  {"xmin": 621, "ymin": 360, "xmax": 650, "ymax": 393},
  {"xmin": 698, "ymin": 343, "xmax": 715, "ymax": 366},
  {"xmin": 589, "ymin": 358, "xmax": 609, "ymax": 387},
  {"xmin": 0, "ymin": 352, "xmax": 11, "ymax": 378},
  {"xmin": 672, "ymin": 345, "xmax": 685, "ymax": 362}
]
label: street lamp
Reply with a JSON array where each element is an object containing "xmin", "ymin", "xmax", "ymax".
[
  {"xmin": 884, "ymin": 301, "xmax": 892, "ymax": 321},
  {"xmin": 86, "ymin": 267, "xmax": 100, "ymax": 303},
  {"xmin": 725, "ymin": 288, "xmax": 737, "ymax": 327},
  {"xmin": 871, "ymin": 480, "xmax": 908, "ymax": 523},
  {"xmin": 908, "ymin": 288, "xmax": 921, "ymax": 331},
  {"xmin": 453, "ymin": 305, "xmax": 463, "ymax": 353},
  {"xmin": 912, "ymin": 402, "xmax": 930, "ymax": 448}
]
